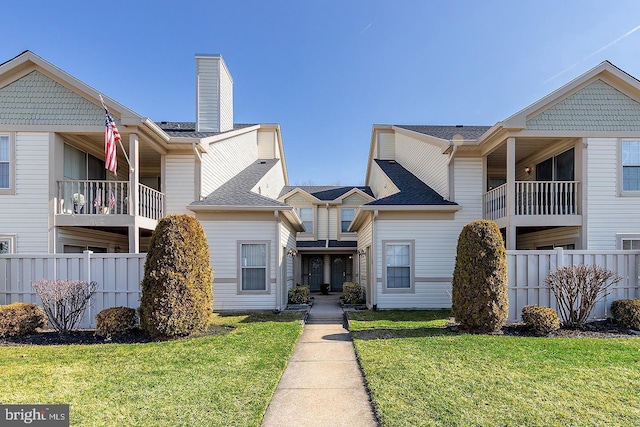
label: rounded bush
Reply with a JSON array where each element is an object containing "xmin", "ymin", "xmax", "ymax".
[
  {"xmin": 451, "ymin": 220, "xmax": 508, "ymax": 332},
  {"xmin": 521, "ymin": 305, "xmax": 560, "ymax": 334},
  {"xmin": 0, "ymin": 303, "xmax": 46, "ymax": 338},
  {"xmin": 139, "ymin": 214, "xmax": 214, "ymax": 338},
  {"xmin": 96, "ymin": 307, "xmax": 138, "ymax": 337},
  {"xmin": 343, "ymin": 282, "xmax": 364, "ymax": 304},
  {"xmin": 610, "ymin": 299, "xmax": 640, "ymax": 329},
  {"xmin": 288, "ymin": 285, "xmax": 310, "ymax": 304}
]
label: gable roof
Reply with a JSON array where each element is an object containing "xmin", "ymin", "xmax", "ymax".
[
  {"xmin": 366, "ymin": 160, "xmax": 458, "ymax": 206},
  {"xmin": 394, "ymin": 125, "xmax": 491, "ymax": 141},
  {"xmin": 190, "ymin": 159, "xmax": 288, "ymax": 208},
  {"xmin": 279, "ymin": 185, "xmax": 374, "ymax": 201}
]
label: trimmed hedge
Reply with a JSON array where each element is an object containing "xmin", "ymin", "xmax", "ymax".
[
  {"xmin": 343, "ymin": 282, "xmax": 364, "ymax": 304},
  {"xmin": 95, "ymin": 307, "xmax": 138, "ymax": 337},
  {"xmin": 139, "ymin": 215, "xmax": 214, "ymax": 338},
  {"xmin": 288, "ymin": 285, "xmax": 310, "ymax": 304},
  {"xmin": 522, "ymin": 305, "xmax": 561, "ymax": 335},
  {"xmin": 611, "ymin": 299, "xmax": 640, "ymax": 329},
  {"xmin": 451, "ymin": 220, "xmax": 508, "ymax": 332},
  {"xmin": 0, "ymin": 303, "xmax": 46, "ymax": 338}
]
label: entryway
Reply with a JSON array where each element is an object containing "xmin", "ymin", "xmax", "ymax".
[{"xmin": 330, "ymin": 255, "xmax": 352, "ymax": 292}]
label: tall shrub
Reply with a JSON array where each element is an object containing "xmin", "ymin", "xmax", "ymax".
[
  {"xmin": 139, "ymin": 215, "xmax": 213, "ymax": 338},
  {"xmin": 451, "ymin": 220, "xmax": 508, "ymax": 332}
]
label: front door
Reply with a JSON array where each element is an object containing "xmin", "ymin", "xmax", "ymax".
[
  {"xmin": 307, "ymin": 256, "xmax": 323, "ymax": 292},
  {"xmin": 331, "ymin": 256, "xmax": 347, "ymax": 292}
]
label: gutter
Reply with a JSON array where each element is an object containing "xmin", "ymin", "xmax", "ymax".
[{"xmin": 325, "ymin": 203, "xmax": 330, "ymax": 248}]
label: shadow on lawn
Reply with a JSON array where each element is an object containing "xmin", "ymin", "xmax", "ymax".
[
  {"xmin": 350, "ymin": 327, "xmax": 456, "ymax": 340},
  {"xmin": 215, "ymin": 311, "xmax": 305, "ymax": 324}
]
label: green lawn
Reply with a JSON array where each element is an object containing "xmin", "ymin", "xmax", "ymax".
[
  {"xmin": 349, "ymin": 310, "xmax": 640, "ymax": 427},
  {"xmin": 0, "ymin": 312, "xmax": 303, "ymax": 426}
]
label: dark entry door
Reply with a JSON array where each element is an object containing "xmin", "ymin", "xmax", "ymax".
[
  {"xmin": 308, "ymin": 256, "xmax": 323, "ymax": 292},
  {"xmin": 331, "ymin": 256, "xmax": 347, "ymax": 292}
]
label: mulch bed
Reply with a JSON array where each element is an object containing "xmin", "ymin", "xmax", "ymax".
[{"xmin": 501, "ymin": 320, "xmax": 640, "ymax": 338}]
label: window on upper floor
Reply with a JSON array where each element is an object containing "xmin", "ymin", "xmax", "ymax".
[
  {"xmin": 239, "ymin": 242, "xmax": 269, "ymax": 292},
  {"xmin": 536, "ymin": 148, "xmax": 574, "ymax": 181},
  {"xmin": 298, "ymin": 208, "xmax": 314, "ymax": 233},
  {"xmin": 0, "ymin": 134, "xmax": 13, "ymax": 193},
  {"xmin": 64, "ymin": 144, "xmax": 106, "ymax": 181},
  {"xmin": 383, "ymin": 241, "xmax": 414, "ymax": 293},
  {"xmin": 621, "ymin": 140, "xmax": 640, "ymax": 192},
  {"xmin": 341, "ymin": 208, "xmax": 355, "ymax": 233}
]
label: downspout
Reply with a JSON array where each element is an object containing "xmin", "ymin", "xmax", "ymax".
[
  {"xmin": 325, "ymin": 203, "xmax": 330, "ymax": 248},
  {"xmin": 192, "ymin": 143, "xmax": 203, "ymax": 200},
  {"xmin": 372, "ymin": 209, "xmax": 378, "ymax": 310},
  {"xmin": 446, "ymin": 142, "xmax": 458, "ymax": 202},
  {"xmin": 275, "ymin": 210, "xmax": 282, "ymax": 311}
]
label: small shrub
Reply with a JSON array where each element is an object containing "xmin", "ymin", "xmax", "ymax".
[
  {"xmin": 343, "ymin": 282, "xmax": 364, "ymax": 304},
  {"xmin": 95, "ymin": 307, "xmax": 138, "ymax": 337},
  {"xmin": 545, "ymin": 264, "xmax": 622, "ymax": 326},
  {"xmin": 521, "ymin": 305, "xmax": 560, "ymax": 335},
  {"xmin": 320, "ymin": 283, "xmax": 330, "ymax": 295},
  {"xmin": 451, "ymin": 220, "xmax": 508, "ymax": 332},
  {"xmin": 610, "ymin": 299, "xmax": 640, "ymax": 329},
  {"xmin": 139, "ymin": 215, "xmax": 214, "ymax": 338},
  {"xmin": 288, "ymin": 285, "xmax": 310, "ymax": 304},
  {"xmin": 0, "ymin": 303, "xmax": 46, "ymax": 337},
  {"xmin": 32, "ymin": 279, "xmax": 97, "ymax": 333}
]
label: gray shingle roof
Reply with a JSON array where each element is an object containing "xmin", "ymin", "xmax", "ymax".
[
  {"xmin": 279, "ymin": 186, "xmax": 374, "ymax": 200},
  {"xmin": 191, "ymin": 159, "xmax": 288, "ymax": 207},
  {"xmin": 394, "ymin": 125, "xmax": 491, "ymax": 141},
  {"xmin": 297, "ymin": 240, "xmax": 357, "ymax": 248},
  {"xmin": 366, "ymin": 160, "xmax": 458, "ymax": 206},
  {"xmin": 157, "ymin": 122, "xmax": 256, "ymax": 138}
]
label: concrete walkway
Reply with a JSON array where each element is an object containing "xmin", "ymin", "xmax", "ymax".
[{"xmin": 262, "ymin": 293, "xmax": 378, "ymax": 427}]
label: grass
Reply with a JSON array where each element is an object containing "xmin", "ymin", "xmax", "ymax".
[
  {"xmin": 0, "ymin": 311, "xmax": 303, "ymax": 426},
  {"xmin": 349, "ymin": 310, "xmax": 640, "ymax": 427}
]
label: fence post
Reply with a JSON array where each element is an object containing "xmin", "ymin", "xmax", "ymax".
[
  {"xmin": 83, "ymin": 250, "xmax": 93, "ymax": 327},
  {"xmin": 555, "ymin": 247, "xmax": 564, "ymax": 269}
]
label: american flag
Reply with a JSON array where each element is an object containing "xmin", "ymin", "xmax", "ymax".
[{"xmin": 104, "ymin": 108, "xmax": 120, "ymax": 175}]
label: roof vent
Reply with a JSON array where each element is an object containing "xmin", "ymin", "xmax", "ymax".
[
  {"xmin": 259, "ymin": 160, "xmax": 266, "ymax": 164},
  {"xmin": 455, "ymin": 124, "xmax": 463, "ymax": 128},
  {"xmin": 389, "ymin": 160, "xmax": 397, "ymax": 164}
]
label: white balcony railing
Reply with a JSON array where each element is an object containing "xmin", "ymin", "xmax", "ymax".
[
  {"xmin": 483, "ymin": 181, "xmax": 580, "ymax": 220},
  {"xmin": 58, "ymin": 180, "xmax": 164, "ymax": 221}
]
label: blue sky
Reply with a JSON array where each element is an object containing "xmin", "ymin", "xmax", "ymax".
[{"xmin": 3, "ymin": 1, "xmax": 640, "ymax": 185}]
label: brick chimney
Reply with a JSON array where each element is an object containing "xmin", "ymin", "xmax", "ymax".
[{"xmin": 195, "ymin": 54, "xmax": 233, "ymax": 132}]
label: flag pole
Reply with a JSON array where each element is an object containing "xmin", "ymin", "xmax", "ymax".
[{"xmin": 99, "ymin": 95, "xmax": 134, "ymax": 173}]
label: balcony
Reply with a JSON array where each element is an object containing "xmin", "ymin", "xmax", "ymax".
[
  {"xmin": 483, "ymin": 181, "xmax": 580, "ymax": 224},
  {"xmin": 56, "ymin": 180, "xmax": 164, "ymax": 228}
]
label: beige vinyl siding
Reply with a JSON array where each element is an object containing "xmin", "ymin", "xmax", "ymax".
[
  {"xmin": 164, "ymin": 155, "xmax": 196, "ymax": 215},
  {"xmin": 201, "ymin": 130, "xmax": 259, "ymax": 196},
  {"xmin": 284, "ymin": 193, "xmax": 313, "ymax": 206},
  {"xmin": 368, "ymin": 161, "xmax": 399, "ymax": 199},
  {"xmin": 252, "ymin": 160, "xmax": 284, "ymax": 200},
  {"xmin": 317, "ymin": 206, "xmax": 328, "ymax": 241},
  {"xmin": 0, "ymin": 132, "xmax": 50, "ymax": 252},
  {"xmin": 517, "ymin": 226, "xmax": 581, "ymax": 250},
  {"xmin": 196, "ymin": 57, "xmax": 220, "ymax": 132},
  {"xmin": 586, "ymin": 137, "xmax": 640, "ymax": 249},
  {"xmin": 56, "ymin": 227, "xmax": 129, "ymax": 253},
  {"xmin": 257, "ymin": 130, "xmax": 276, "ymax": 159},
  {"xmin": 328, "ymin": 207, "xmax": 338, "ymax": 240},
  {"xmin": 218, "ymin": 62, "xmax": 233, "ymax": 133},
  {"xmin": 342, "ymin": 193, "xmax": 369, "ymax": 205},
  {"xmin": 356, "ymin": 215, "xmax": 373, "ymax": 304},
  {"xmin": 200, "ymin": 219, "xmax": 277, "ymax": 310},
  {"xmin": 280, "ymin": 220, "xmax": 297, "ymax": 307},
  {"xmin": 374, "ymin": 157, "xmax": 482, "ymax": 309},
  {"xmin": 377, "ymin": 132, "xmax": 395, "ymax": 160},
  {"xmin": 395, "ymin": 132, "xmax": 449, "ymax": 198}
]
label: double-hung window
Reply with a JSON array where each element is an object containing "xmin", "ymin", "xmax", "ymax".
[
  {"xmin": 341, "ymin": 208, "xmax": 355, "ymax": 233},
  {"xmin": 621, "ymin": 140, "xmax": 640, "ymax": 192},
  {"xmin": 239, "ymin": 242, "xmax": 268, "ymax": 292},
  {"xmin": 298, "ymin": 208, "xmax": 314, "ymax": 233},
  {"xmin": 0, "ymin": 134, "xmax": 12, "ymax": 193},
  {"xmin": 384, "ymin": 241, "xmax": 414, "ymax": 292}
]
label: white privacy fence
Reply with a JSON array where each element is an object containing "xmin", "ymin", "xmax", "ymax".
[
  {"xmin": 1, "ymin": 249, "xmax": 640, "ymax": 328},
  {"xmin": 0, "ymin": 252, "xmax": 146, "ymax": 328},
  {"xmin": 507, "ymin": 248, "xmax": 640, "ymax": 321}
]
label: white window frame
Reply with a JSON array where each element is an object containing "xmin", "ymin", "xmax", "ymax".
[
  {"xmin": 0, "ymin": 235, "xmax": 16, "ymax": 254},
  {"xmin": 340, "ymin": 208, "xmax": 355, "ymax": 233},
  {"xmin": 237, "ymin": 241, "xmax": 270, "ymax": 294},
  {"xmin": 298, "ymin": 207, "xmax": 314, "ymax": 234},
  {"xmin": 616, "ymin": 233, "xmax": 640, "ymax": 250},
  {"xmin": 619, "ymin": 139, "xmax": 640, "ymax": 196},
  {"xmin": 0, "ymin": 134, "xmax": 15, "ymax": 195},
  {"xmin": 382, "ymin": 240, "xmax": 415, "ymax": 293}
]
